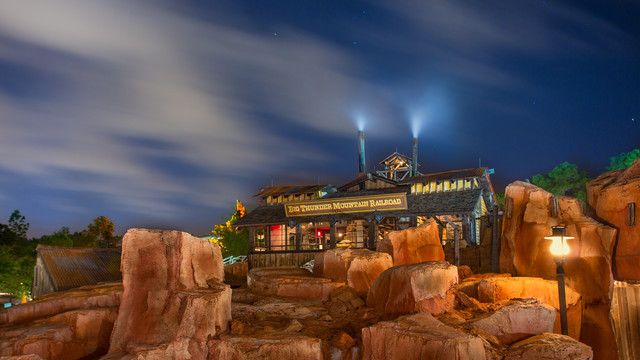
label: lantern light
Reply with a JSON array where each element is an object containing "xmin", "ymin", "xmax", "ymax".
[
  {"xmin": 545, "ymin": 226, "xmax": 573, "ymax": 257},
  {"xmin": 544, "ymin": 225, "xmax": 572, "ymax": 336}
]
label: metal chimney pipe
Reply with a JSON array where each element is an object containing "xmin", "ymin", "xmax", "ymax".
[
  {"xmin": 412, "ymin": 137, "xmax": 418, "ymax": 176},
  {"xmin": 358, "ymin": 130, "xmax": 366, "ymax": 174}
]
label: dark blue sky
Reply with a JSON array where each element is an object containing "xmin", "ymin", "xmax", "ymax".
[{"xmin": 0, "ymin": 0, "xmax": 638, "ymax": 237}]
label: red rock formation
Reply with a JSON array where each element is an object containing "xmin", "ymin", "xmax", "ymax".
[
  {"xmin": 587, "ymin": 159, "xmax": 640, "ymax": 281},
  {"xmin": 477, "ymin": 276, "xmax": 583, "ymax": 340},
  {"xmin": 107, "ymin": 229, "xmax": 231, "ymax": 358},
  {"xmin": 504, "ymin": 333, "xmax": 593, "ymax": 360},
  {"xmin": 0, "ymin": 282, "xmax": 121, "ymax": 327},
  {"xmin": 501, "ymin": 181, "xmax": 617, "ymax": 359},
  {"xmin": 376, "ymin": 220, "xmax": 445, "ymax": 266},
  {"xmin": 470, "ymin": 298, "xmax": 556, "ymax": 345},
  {"xmin": 313, "ymin": 248, "xmax": 392, "ymax": 296},
  {"xmin": 208, "ymin": 334, "xmax": 323, "ymax": 359},
  {"xmin": 248, "ymin": 266, "xmax": 345, "ymax": 302},
  {"xmin": 361, "ymin": 313, "xmax": 486, "ymax": 360},
  {"xmin": 0, "ymin": 307, "xmax": 117, "ymax": 359},
  {"xmin": 366, "ymin": 261, "xmax": 458, "ymax": 318}
]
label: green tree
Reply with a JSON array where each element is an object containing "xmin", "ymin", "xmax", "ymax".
[
  {"xmin": 87, "ymin": 216, "xmax": 116, "ymax": 248},
  {"xmin": 495, "ymin": 192, "xmax": 505, "ymax": 208},
  {"xmin": 608, "ymin": 149, "xmax": 640, "ymax": 171},
  {"xmin": 211, "ymin": 210, "xmax": 248, "ymax": 258},
  {"xmin": 0, "ymin": 211, "xmax": 35, "ymax": 300},
  {"xmin": 532, "ymin": 162, "xmax": 590, "ymax": 203},
  {"xmin": 8, "ymin": 210, "xmax": 29, "ymax": 239}
]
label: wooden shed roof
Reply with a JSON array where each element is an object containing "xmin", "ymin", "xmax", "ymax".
[
  {"xmin": 254, "ymin": 184, "xmax": 330, "ymax": 197},
  {"xmin": 36, "ymin": 245, "xmax": 122, "ymax": 291},
  {"xmin": 234, "ymin": 188, "xmax": 483, "ymax": 227}
]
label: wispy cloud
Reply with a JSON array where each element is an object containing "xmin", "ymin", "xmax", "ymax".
[{"xmin": 0, "ymin": 0, "xmax": 388, "ymax": 232}]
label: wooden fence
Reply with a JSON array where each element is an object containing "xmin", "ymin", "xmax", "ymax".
[{"xmin": 611, "ymin": 280, "xmax": 640, "ymax": 360}]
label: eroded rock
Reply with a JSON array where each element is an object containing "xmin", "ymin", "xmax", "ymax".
[
  {"xmin": 248, "ymin": 266, "xmax": 344, "ymax": 302},
  {"xmin": 587, "ymin": 159, "xmax": 640, "ymax": 281},
  {"xmin": 0, "ymin": 307, "xmax": 117, "ymax": 359},
  {"xmin": 107, "ymin": 229, "xmax": 231, "ymax": 359},
  {"xmin": 208, "ymin": 334, "xmax": 323, "ymax": 360},
  {"xmin": 361, "ymin": 313, "xmax": 486, "ymax": 360},
  {"xmin": 477, "ymin": 276, "xmax": 583, "ymax": 340},
  {"xmin": 504, "ymin": 333, "xmax": 593, "ymax": 360},
  {"xmin": 500, "ymin": 181, "xmax": 617, "ymax": 359},
  {"xmin": 0, "ymin": 282, "xmax": 122, "ymax": 326},
  {"xmin": 313, "ymin": 248, "xmax": 392, "ymax": 296},
  {"xmin": 366, "ymin": 261, "xmax": 458, "ymax": 318},
  {"xmin": 470, "ymin": 298, "xmax": 556, "ymax": 345},
  {"xmin": 376, "ymin": 220, "xmax": 445, "ymax": 266}
]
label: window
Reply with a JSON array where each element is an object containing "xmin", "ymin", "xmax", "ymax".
[{"xmin": 628, "ymin": 203, "xmax": 635, "ymax": 226}]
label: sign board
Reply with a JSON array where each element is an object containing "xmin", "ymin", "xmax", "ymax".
[{"xmin": 284, "ymin": 193, "xmax": 408, "ymax": 217}]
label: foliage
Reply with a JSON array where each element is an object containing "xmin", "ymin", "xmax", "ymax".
[
  {"xmin": 532, "ymin": 162, "xmax": 590, "ymax": 203},
  {"xmin": 87, "ymin": 216, "xmax": 117, "ymax": 248},
  {"xmin": 8, "ymin": 210, "xmax": 29, "ymax": 239},
  {"xmin": 495, "ymin": 192, "xmax": 505, "ymax": 208},
  {"xmin": 211, "ymin": 209, "xmax": 248, "ymax": 258},
  {"xmin": 0, "ymin": 211, "xmax": 35, "ymax": 300},
  {"xmin": 608, "ymin": 149, "xmax": 640, "ymax": 171}
]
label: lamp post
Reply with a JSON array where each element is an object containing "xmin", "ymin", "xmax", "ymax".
[{"xmin": 545, "ymin": 225, "xmax": 573, "ymax": 336}]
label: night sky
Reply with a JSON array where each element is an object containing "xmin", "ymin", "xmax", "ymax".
[{"xmin": 0, "ymin": 0, "xmax": 638, "ymax": 237}]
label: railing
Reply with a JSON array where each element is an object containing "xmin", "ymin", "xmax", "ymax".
[{"xmin": 223, "ymin": 255, "xmax": 247, "ymax": 266}]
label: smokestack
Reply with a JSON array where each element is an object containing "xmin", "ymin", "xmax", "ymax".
[
  {"xmin": 358, "ymin": 130, "xmax": 366, "ymax": 174},
  {"xmin": 412, "ymin": 137, "xmax": 418, "ymax": 176}
]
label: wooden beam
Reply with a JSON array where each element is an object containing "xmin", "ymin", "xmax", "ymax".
[
  {"xmin": 491, "ymin": 205, "xmax": 500, "ymax": 273},
  {"xmin": 330, "ymin": 222, "xmax": 337, "ymax": 249},
  {"xmin": 295, "ymin": 224, "xmax": 302, "ymax": 251}
]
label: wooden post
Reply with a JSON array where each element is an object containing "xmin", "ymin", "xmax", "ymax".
[
  {"xmin": 295, "ymin": 224, "xmax": 302, "ymax": 251},
  {"xmin": 491, "ymin": 205, "xmax": 500, "ymax": 273},
  {"xmin": 368, "ymin": 220, "xmax": 377, "ymax": 249},
  {"xmin": 454, "ymin": 226, "xmax": 460, "ymax": 266},
  {"xmin": 248, "ymin": 227, "xmax": 255, "ymax": 254},
  {"xmin": 330, "ymin": 221, "xmax": 337, "ymax": 249},
  {"xmin": 265, "ymin": 225, "xmax": 271, "ymax": 251}
]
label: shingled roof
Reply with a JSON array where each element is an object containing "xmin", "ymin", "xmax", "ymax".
[
  {"xmin": 36, "ymin": 245, "xmax": 122, "ymax": 291},
  {"xmin": 234, "ymin": 188, "xmax": 483, "ymax": 227},
  {"xmin": 254, "ymin": 184, "xmax": 330, "ymax": 197}
]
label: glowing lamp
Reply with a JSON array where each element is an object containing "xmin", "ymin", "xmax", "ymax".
[
  {"xmin": 545, "ymin": 226, "xmax": 573, "ymax": 259},
  {"xmin": 317, "ymin": 231, "xmax": 322, "ymax": 237},
  {"xmin": 544, "ymin": 225, "xmax": 572, "ymax": 336}
]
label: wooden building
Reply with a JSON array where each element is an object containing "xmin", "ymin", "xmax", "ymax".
[
  {"xmin": 32, "ymin": 245, "xmax": 122, "ymax": 298},
  {"xmin": 235, "ymin": 164, "xmax": 497, "ymax": 268}
]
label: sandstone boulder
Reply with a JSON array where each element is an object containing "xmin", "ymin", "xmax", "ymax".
[
  {"xmin": 366, "ymin": 261, "xmax": 458, "ymax": 318},
  {"xmin": 504, "ymin": 333, "xmax": 593, "ymax": 360},
  {"xmin": 470, "ymin": 298, "xmax": 556, "ymax": 345},
  {"xmin": 0, "ymin": 307, "xmax": 117, "ymax": 359},
  {"xmin": 0, "ymin": 282, "xmax": 122, "ymax": 326},
  {"xmin": 501, "ymin": 181, "xmax": 617, "ymax": 359},
  {"xmin": 376, "ymin": 220, "xmax": 445, "ymax": 266},
  {"xmin": 587, "ymin": 159, "xmax": 640, "ymax": 281},
  {"xmin": 107, "ymin": 229, "xmax": 231, "ymax": 359},
  {"xmin": 477, "ymin": 276, "xmax": 583, "ymax": 340},
  {"xmin": 208, "ymin": 334, "xmax": 323, "ymax": 360},
  {"xmin": 313, "ymin": 248, "xmax": 392, "ymax": 296},
  {"xmin": 361, "ymin": 313, "xmax": 486, "ymax": 360},
  {"xmin": 248, "ymin": 266, "xmax": 344, "ymax": 302}
]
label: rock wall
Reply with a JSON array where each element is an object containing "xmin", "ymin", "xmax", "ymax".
[
  {"xmin": 377, "ymin": 220, "xmax": 445, "ymax": 266},
  {"xmin": 366, "ymin": 261, "xmax": 458, "ymax": 318},
  {"xmin": 107, "ymin": 229, "xmax": 231, "ymax": 358},
  {"xmin": 313, "ymin": 248, "xmax": 392, "ymax": 296},
  {"xmin": 586, "ymin": 158, "xmax": 640, "ymax": 281},
  {"xmin": 500, "ymin": 181, "xmax": 617, "ymax": 359}
]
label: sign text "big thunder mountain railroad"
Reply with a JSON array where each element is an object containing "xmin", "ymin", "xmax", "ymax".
[{"xmin": 284, "ymin": 193, "xmax": 407, "ymax": 217}]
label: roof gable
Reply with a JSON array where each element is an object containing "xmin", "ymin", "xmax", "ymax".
[{"xmin": 37, "ymin": 245, "xmax": 122, "ymax": 291}]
